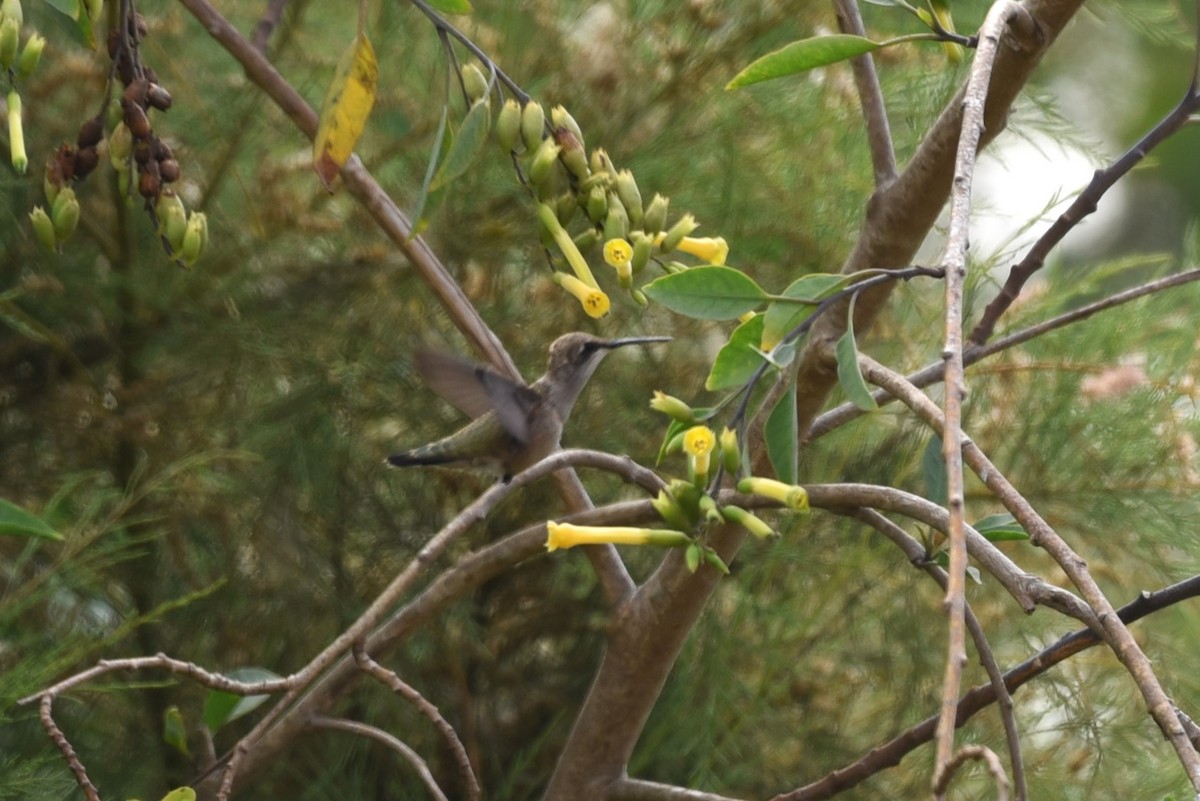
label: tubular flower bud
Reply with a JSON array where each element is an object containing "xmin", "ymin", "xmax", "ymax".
[
  {"xmin": 738, "ymin": 477, "xmax": 809, "ymax": 513},
  {"xmin": 179, "ymin": 211, "xmax": 208, "ymax": 267},
  {"xmin": 677, "ymin": 236, "xmax": 729, "ymax": 265},
  {"xmin": 630, "ymin": 231, "xmax": 651, "ymax": 274},
  {"xmin": 719, "ymin": 427, "xmax": 741, "ymax": 474},
  {"xmin": 16, "ymin": 32, "xmax": 44, "ymax": 78},
  {"xmin": 554, "ymin": 192, "xmax": 577, "ymax": 227},
  {"xmin": 7, "ymin": 89, "xmax": 26, "ymax": 173},
  {"xmin": 538, "ymin": 201, "xmax": 599, "ymax": 287},
  {"xmin": 572, "ymin": 226, "xmax": 600, "ymax": 253},
  {"xmin": 643, "ymin": 192, "xmax": 669, "ymax": 234},
  {"xmin": 549, "ymin": 105, "xmax": 583, "ymax": 148},
  {"xmin": 496, "ymin": 98, "xmax": 521, "ymax": 152},
  {"xmin": 684, "ymin": 425, "xmax": 716, "ymax": 484},
  {"xmin": 586, "ymin": 186, "xmax": 608, "ymax": 224},
  {"xmin": 0, "ymin": 17, "xmax": 18, "ymax": 71},
  {"xmin": 461, "ymin": 63, "xmax": 488, "ymax": 103},
  {"xmin": 1, "ymin": 0, "xmax": 22, "ymax": 26},
  {"xmin": 650, "ymin": 390, "xmax": 696, "ymax": 424},
  {"xmin": 545, "ymin": 521, "xmax": 691, "ymax": 552},
  {"xmin": 520, "ymin": 100, "xmax": 545, "ymax": 152},
  {"xmin": 659, "ymin": 213, "xmax": 699, "ymax": 253},
  {"xmin": 527, "ymin": 136, "xmax": 562, "ymax": 191},
  {"xmin": 50, "ymin": 187, "xmax": 79, "ymax": 242},
  {"xmin": 603, "ymin": 238, "xmax": 633, "ymax": 286},
  {"xmin": 557, "ymin": 133, "xmax": 590, "ymax": 181},
  {"xmin": 697, "ymin": 493, "xmax": 723, "ymax": 525},
  {"xmin": 721, "ymin": 504, "xmax": 776, "ymax": 539},
  {"xmin": 156, "ymin": 191, "xmax": 188, "ymax": 252},
  {"xmin": 651, "ymin": 489, "xmax": 692, "ymax": 531},
  {"xmin": 603, "ymin": 193, "xmax": 628, "ymax": 241},
  {"xmin": 552, "ymin": 271, "xmax": 609, "ymax": 319},
  {"xmin": 29, "ymin": 205, "xmax": 56, "ymax": 251},
  {"xmin": 614, "ymin": 169, "xmax": 643, "ymax": 228},
  {"xmin": 589, "ymin": 147, "xmax": 615, "ymax": 176},
  {"xmin": 108, "ymin": 122, "xmax": 132, "ymax": 169}
]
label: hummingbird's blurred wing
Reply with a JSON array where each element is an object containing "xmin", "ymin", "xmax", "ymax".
[{"xmin": 414, "ymin": 348, "xmax": 539, "ymax": 443}]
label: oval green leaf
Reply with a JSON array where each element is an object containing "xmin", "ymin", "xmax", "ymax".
[
  {"xmin": 765, "ymin": 382, "xmax": 798, "ymax": 485},
  {"xmin": 835, "ymin": 324, "xmax": 878, "ymax": 412},
  {"xmin": 706, "ymin": 314, "xmax": 766, "ymax": 391},
  {"xmin": 0, "ymin": 498, "xmax": 62, "ymax": 540},
  {"xmin": 727, "ymin": 34, "xmax": 881, "ymax": 90},
  {"xmin": 973, "ymin": 513, "xmax": 1029, "ymax": 542},
  {"xmin": 431, "ymin": 98, "xmax": 491, "ymax": 191},
  {"xmin": 643, "ymin": 266, "xmax": 766, "ymax": 321},
  {"xmin": 202, "ymin": 667, "xmax": 281, "ymax": 733},
  {"xmin": 762, "ymin": 273, "xmax": 852, "ymax": 349}
]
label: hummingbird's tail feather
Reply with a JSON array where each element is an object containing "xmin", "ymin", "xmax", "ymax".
[{"xmin": 385, "ymin": 451, "xmax": 460, "ymax": 468}]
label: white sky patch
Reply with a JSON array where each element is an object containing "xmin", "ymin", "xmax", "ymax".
[{"xmin": 970, "ymin": 132, "xmax": 1129, "ymax": 273}]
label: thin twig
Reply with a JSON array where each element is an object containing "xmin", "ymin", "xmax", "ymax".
[
  {"xmin": 809, "ymin": 267, "xmax": 1200, "ymax": 440},
  {"xmin": 933, "ymin": 744, "xmax": 1010, "ymax": 800},
  {"xmin": 310, "ymin": 716, "xmax": 450, "ymax": 801},
  {"xmin": 39, "ymin": 697, "xmax": 101, "ymax": 801},
  {"xmin": 846, "ymin": 508, "xmax": 1025, "ymax": 800},
  {"xmin": 934, "ymin": 2, "xmax": 1017, "ymax": 787},
  {"xmin": 833, "ymin": 0, "xmax": 898, "ymax": 185},
  {"xmin": 860, "ymin": 357, "xmax": 1200, "ymax": 790},
  {"xmin": 354, "ymin": 644, "xmax": 479, "ymax": 801}
]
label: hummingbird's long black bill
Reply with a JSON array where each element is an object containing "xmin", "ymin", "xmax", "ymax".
[{"xmin": 596, "ymin": 335, "xmax": 672, "ymax": 349}]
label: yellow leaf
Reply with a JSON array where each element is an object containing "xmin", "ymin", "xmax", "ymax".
[{"xmin": 313, "ymin": 33, "xmax": 378, "ymax": 191}]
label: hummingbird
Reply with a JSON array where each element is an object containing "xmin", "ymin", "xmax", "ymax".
[{"xmin": 387, "ymin": 332, "xmax": 670, "ymax": 480}]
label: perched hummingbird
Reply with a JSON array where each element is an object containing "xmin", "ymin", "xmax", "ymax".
[{"xmin": 387, "ymin": 332, "xmax": 670, "ymax": 480}]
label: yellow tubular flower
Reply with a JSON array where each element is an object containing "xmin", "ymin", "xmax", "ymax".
[
  {"xmin": 684, "ymin": 425, "xmax": 716, "ymax": 482},
  {"xmin": 603, "ymin": 238, "xmax": 632, "ymax": 268},
  {"xmin": 545, "ymin": 522, "xmax": 692, "ymax": 551},
  {"xmin": 721, "ymin": 504, "xmax": 776, "ymax": 539},
  {"xmin": 738, "ymin": 477, "xmax": 809, "ymax": 512},
  {"xmin": 676, "ymin": 236, "xmax": 729, "ymax": 265},
  {"xmin": 552, "ymin": 271, "xmax": 610, "ymax": 319},
  {"xmin": 537, "ymin": 202, "xmax": 599, "ymax": 288}
]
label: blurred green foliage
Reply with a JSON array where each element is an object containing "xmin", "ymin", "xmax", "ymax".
[{"xmin": 2, "ymin": 1, "xmax": 1199, "ymax": 800}]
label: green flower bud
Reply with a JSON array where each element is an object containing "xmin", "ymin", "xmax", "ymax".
[
  {"xmin": 108, "ymin": 122, "xmax": 132, "ymax": 169},
  {"xmin": 631, "ymin": 287, "xmax": 649, "ymax": 306},
  {"xmin": 461, "ymin": 63, "xmax": 488, "ymax": 103},
  {"xmin": 589, "ymin": 148, "xmax": 615, "ymax": 176},
  {"xmin": 42, "ymin": 163, "xmax": 61, "ymax": 206},
  {"xmin": 0, "ymin": 18, "xmax": 19, "ymax": 71},
  {"xmin": 6, "ymin": 89, "xmax": 26, "ymax": 173},
  {"xmin": 698, "ymin": 493, "xmax": 723, "ymax": 525},
  {"xmin": 586, "ymin": 185, "xmax": 608, "ymax": 224},
  {"xmin": 603, "ymin": 193, "xmax": 628, "ymax": 241},
  {"xmin": 662, "ymin": 261, "xmax": 688, "ymax": 274},
  {"xmin": 550, "ymin": 105, "xmax": 583, "ymax": 148},
  {"xmin": 572, "ymin": 226, "xmax": 600, "ymax": 253},
  {"xmin": 520, "ymin": 100, "xmax": 545, "ymax": 153},
  {"xmin": 527, "ymin": 135, "xmax": 561, "ymax": 191},
  {"xmin": 719, "ymin": 427, "xmax": 742, "ymax": 474},
  {"xmin": 615, "ymin": 170, "xmax": 643, "ymax": 229},
  {"xmin": 1, "ymin": 0, "xmax": 22, "ymax": 26},
  {"xmin": 667, "ymin": 478, "xmax": 703, "ymax": 524},
  {"xmin": 557, "ymin": 131, "xmax": 590, "ymax": 181},
  {"xmin": 643, "ymin": 192, "xmax": 669, "ymax": 234},
  {"xmin": 29, "ymin": 205, "xmax": 56, "ymax": 251},
  {"xmin": 630, "ymin": 231, "xmax": 651, "ymax": 274},
  {"xmin": 659, "ymin": 213, "xmax": 698, "ymax": 253},
  {"xmin": 179, "ymin": 211, "xmax": 207, "ymax": 267},
  {"xmin": 651, "ymin": 489, "xmax": 692, "ymax": 532},
  {"xmin": 650, "ymin": 391, "xmax": 696, "ymax": 424},
  {"xmin": 156, "ymin": 190, "xmax": 187, "ymax": 252},
  {"xmin": 554, "ymin": 191, "xmax": 577, "ymax": 227},
  {"xmin": 720, "ymin": 504, "xmax": 776, "ymax": 539},
  {"xmin": 738, "ymin": 476, "xmax": 809, "ymax": 513},
  {"xmin": 50, "ymin": 186, "xmax": 79, "ymax": 242},
  {"xmin": 496, "ymin": 98, "xmax": 521, "ymax": 152},
  {"xmin": 16, "ymin": 32, "xmax": 44, "ymax": 79}
]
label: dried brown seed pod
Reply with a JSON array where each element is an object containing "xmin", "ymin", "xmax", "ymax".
[
  {"xmin": 55, "ymin": 144, "xmax": 77, "ymax": 181},
  {"xmin": 143, "ymin": 66, "xmax": 159, "ymax": 85},
  {"xmin": 153, "ymin": 139, "xmax": 173, "ymax": 162},
  {"xmin": 77, "ymin": 116, "xmax": 104, "ymax": 148},
  {"xmin": 158, "ymin": 159, "xmax": 180, "ymax": 183},
  {"xmin": 123, "ymin": 78, "xmax": 149, "ymax": 107},
  {"xmin": 138, "ymin": 168, "xmax": 161, "ymax": 199},
  {"xmin": 73, "ymin": 147, "xmax": 100, "ymax": 179},
  {"xmin": 146, "ymin": 84, "xmax": 172, "ymax": 112},
  {"xmin": 133, "ymin": 139, "xmax": 153, "ymax": 165},
  {"xmin": 123, "ymin": 99, "xmax": 151, "ymax": 139}
]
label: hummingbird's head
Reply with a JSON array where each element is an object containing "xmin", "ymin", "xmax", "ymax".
[{"xmin": 544, "ymin": 332, "xmax": 671, "ymax": 402}]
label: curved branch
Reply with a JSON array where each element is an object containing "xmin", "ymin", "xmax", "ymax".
[{"xmin": 309, "ymin": 716, "xmax": 450, "ymax": 801}]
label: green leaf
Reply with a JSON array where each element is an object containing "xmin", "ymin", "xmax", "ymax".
[
  {"xmin": 0, "ymin": 497, "xmax": 62, "ymax": 540},
  {"xmin": 43, "ymin": 0, "xmax": 81, "ymax": 18},
  {"xmin": 765, "ymin": 382, "xmax": 798, "ymax": 485},
  {"xmin": 424, "ymin": 0, "xmax": 473, "ymax": 12},
  {"xmin": 202, "ymin": 667, "xmax": 281, "ymax": 733},
  {"xmin": 727, "ymin": 35, "xmax": 881, "ymax": 90},
  {"xmin": 922, "ymin": 435, "xmax": 947, "ymax": 507},
  {"xmin": 431, "ymin": 98, "xmax": 491, "ymax": 191},
  {"xmin": 643, "ymin": 266, "xmax": 766, "ymax": 320},
  {"xmin": 834, "ymin": 305, "xmax": 878, "ymax": 412},
  {"xmin": 163, "ymin": 706, "xmax": 190, "ymax": 759},
  {"xmin": 762, "ymin": 273, "xmax": 852, "ymax": 349},
  {"xmin": 159, "ymin": 789, "xmax": 197, "ymax": 801},
  {"xmin": 409, "ymin": 104, "xmax": 449, "ymax": 233},
  {"xmin": 656, "ymin": 418, "xmax": 690, "ymax": 466},
  {"xmin": 706, "ymin": 314, "xmax": 766, "ymax": 391},
  {"xmin": 973, "ymin": 513, "xmax": 1029, "ymax": 542}
]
